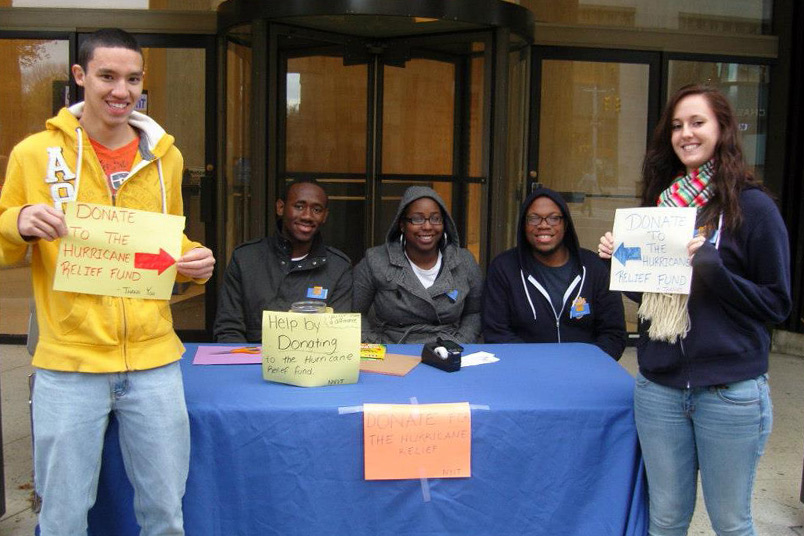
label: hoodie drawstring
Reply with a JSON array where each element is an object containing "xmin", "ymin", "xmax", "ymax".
[
  {"xmin": 520, "ymin": 270, "xmax": 538, "ymax": 321},
  {"xmin": 71, "ymin": 127, "xmax": 84, "ymax": 209},
  {"xmin": 520, "ymin": 265, "xmax": 587, "ymax": 327},
  {"xmin": 157, "ymin": 159, "xmax": 167, "ymax": 213}
]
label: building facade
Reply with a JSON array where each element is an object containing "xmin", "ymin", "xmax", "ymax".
[{"xmin": 1, "ymin": 0, "xmax": 801, "ymax": 341}]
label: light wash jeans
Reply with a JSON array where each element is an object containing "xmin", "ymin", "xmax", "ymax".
[
  {"xmin": 33, "ymin": 362, "xmax": 190, "ymax": 536},
  {"xmin": 634, "ymin": 372, "xmax": 772, "ymax": 536}
]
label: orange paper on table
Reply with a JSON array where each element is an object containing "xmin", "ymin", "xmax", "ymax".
[{"xmin": 363, "ymin": 402, "xmax": 471, "ymax": 480}]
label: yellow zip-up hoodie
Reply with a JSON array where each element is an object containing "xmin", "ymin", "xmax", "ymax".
[{"xmin": 0, "ymin": 104, "xmax": 205, "ymax": 372}]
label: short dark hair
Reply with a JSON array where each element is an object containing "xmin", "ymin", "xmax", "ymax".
[
  {"xmin": 280, "ymin": 178, "xmax": 326, "ymax": 203},
  {"xmin": 77, "ymin": 28, "xmax": 142, "ymax": 71}
]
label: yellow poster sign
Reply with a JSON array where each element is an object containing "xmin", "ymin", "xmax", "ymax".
[
  {"xmin": 53, "ymin": 202, "xmax": 184, "ymax": 300},
  {"xmin": 363, "ymin": 402, "xmax": 471, "ymax": 480},
  {"xmin": 261, "ymin": 311, "xmax": 361, "ymax": 387}
]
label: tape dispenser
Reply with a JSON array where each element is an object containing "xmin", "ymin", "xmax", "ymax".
[{"xmin": 421, "ymin": 337, "xmax": 463, "ymax": 372}]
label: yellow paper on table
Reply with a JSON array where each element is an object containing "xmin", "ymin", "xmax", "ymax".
[
  {"xmin": 262, "ymin": 311, "xmax": 361, "ymax": 387},
  {"xmin": 53, "ymin": 202, "xmax": 184, "ymax": 300},
  {"xmin": 363, "ymin": 402, "xmax": 471, "ymax": 480}
]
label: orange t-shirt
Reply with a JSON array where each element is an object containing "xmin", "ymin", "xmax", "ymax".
[{"xmin": 89, "ymin": 136, "xmax": 140, "ymax": 194}]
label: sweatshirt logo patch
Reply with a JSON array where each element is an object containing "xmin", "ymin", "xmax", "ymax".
[
  {"xmin": 45, "ymin": 147, "xmax": 76, "ymax": 211},
  {"xmin": 109, "ymin": 171, "xmax": 130, "ymax": 191},
  {"xmin": 569, "ymin": 296, "xmax": 590, "ymax": 319},
  {"xmin": 306, "ymin": 286, "xmax": 328, "ymax": 300}
]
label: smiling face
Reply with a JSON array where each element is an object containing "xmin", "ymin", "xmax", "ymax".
[
  {"xmin": 524, "ymin": 196, "xmax": 568, "ymax": 266},
  {"xmin": 72, "ymin": 46, "xmax": 143, "ymax": 140},
  {"xmin": 400, "ymin": 197, "xmax": 444, "ymax": 260},
  {"xmin": 671, "ymin": 94, "xmax": 721, "ymax": 173},
  {"xmin": 276, "ymin": 182, "xmax": 328, "ymax": 257}
]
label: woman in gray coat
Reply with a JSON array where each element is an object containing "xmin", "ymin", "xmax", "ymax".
[{"xmin": 353, "ymin": 186, "xmax": 483, "ymax": 343}]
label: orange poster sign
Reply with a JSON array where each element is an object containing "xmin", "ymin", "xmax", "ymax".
[{"xmin": 363, "ymin": 402, "xmax": 471, "ymax": 480}]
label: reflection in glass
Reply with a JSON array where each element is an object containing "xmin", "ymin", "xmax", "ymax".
[
  {"xmin": 668, "ymin": 61, "xmax": 769, "ymax": 181},
  {"xmin": 225, "ymin": 36, "xmax": 252, "ymax": 263},
  {"xmin": 498, "ymin": 42, "xmax": 530, "ymax": 252},
  {"xmin": 290, "ymin": 177, "xmax": 367, "ymax": 266},
  {"xmin": 532, "ymin": 1, "xmax": 772, "ymax": 34},
  {"xmin": 465, "ymin": 183, "xmax": 482, "ymax": 260},
  {"xmin": 286, "ymin": 56, "xmax": 367, "ymax": 174},
  {"xmin": 467, "ymin": 53, "xmax": 485, "ymax": 178},
  {"xmin": 141, "ymin": 47, "xmax": 208, "ymax": 330},
  {"xmin": 0, "ymin": 39, "xmax": 69, "ymax": 336},
  {"xmin": 464, "ymin": 49, "xmax": 486, "ymax": 263},
  {"xmin": 538, "ymin": 59, "xmax": 650, "ymax": 331},
  {"xmin": 382, "ymin": 59, "xmax": 454, "ymax": 175}
]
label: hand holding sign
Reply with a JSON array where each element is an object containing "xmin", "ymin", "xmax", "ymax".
[
  {"xmin": 18, "ymin": 204, "xmax": 67, "ymax": 241},
  {"xmin": 53, "ymin": 202, "xmax": 185, "ymax": 300},
  {"xmin": 176, "ymin": 246, "xmax": 215, "ymax": 280},
  {"xmin": 610, "ymin": 207, "xmax": 697, "ymax": 294}
]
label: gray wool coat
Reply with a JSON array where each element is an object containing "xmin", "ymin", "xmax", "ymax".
[{"xmin": 353, "ymin": 186, "xmax": 483, "ymax": 344}]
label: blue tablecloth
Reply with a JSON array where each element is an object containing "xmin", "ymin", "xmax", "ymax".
[{"xmin": 88, "ymin": 343, "xmax": 646, "ymax": 535}]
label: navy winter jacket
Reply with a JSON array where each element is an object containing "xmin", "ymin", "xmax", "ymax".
[
  {"xmin": 482, "ymin": 188, "xmax": 627, "ymax": 359},
  {"xmin": 636, "ymin": 187, "xmax": 791, "ymax": 388}
]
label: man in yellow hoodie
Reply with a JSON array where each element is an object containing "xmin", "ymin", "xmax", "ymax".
[{"xmin": 0, "ymin": 28, "xmax": 215, "ymax": 534}]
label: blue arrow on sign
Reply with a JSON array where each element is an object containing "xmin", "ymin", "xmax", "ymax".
[{"xmin": 613, "ymin": 243, "xmax": 642, "ymax": 266}]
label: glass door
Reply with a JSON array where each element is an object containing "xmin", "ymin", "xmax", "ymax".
[
  {"xmin": 276, "ymin": 27, "xmax": 492, "ymax": 264},
  {"xmin": 280, "ymin": 29, "xmax": 369, "ymax": 264},
  {"xmin": 0, "ymin": 33, "xmax": 72, "ymax": 340},
  {"xmin": 530, "ymin": 47, "xmax": 660, "ymax": 332}
]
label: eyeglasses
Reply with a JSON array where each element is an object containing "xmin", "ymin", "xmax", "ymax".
[
  {"xmin": 403, "ymin": 214, "xmax": 444, "ymax": 226},
  {"xmin": 525, "ymin": 214, "xmax": 563, "ymax": 226}
]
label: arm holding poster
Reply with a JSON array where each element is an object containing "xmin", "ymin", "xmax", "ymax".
[
  {"xmin": 689, "ymin": 193, "xmax": 790, "ymax": 323},
  {"xmin": 176, "ymin": 245, "xmax": 215, "ymax": 281},
  {"xmin": 608, "ymin": 207, "xmax": 697, "ymax": 295},
  {"xmin": 17, "ymin": 204, "xmax": 68, "ymax": 242}
]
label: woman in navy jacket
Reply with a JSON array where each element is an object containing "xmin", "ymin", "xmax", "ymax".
[
  {"xmin": 482, "ymin": 186, "xmax": 626, "ymax": 360},
  {"xmin": 599, "ymin": 85, "xmax": 791, "ymax": 536}
]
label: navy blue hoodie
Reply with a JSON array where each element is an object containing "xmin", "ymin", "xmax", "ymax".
[
  {"xmin": 482, "ymin": 187, "xmax": 627, "ymax": 359},
  {"xmin": 636, "ymin": 187, "xmax": 791, "ymax": 388}
]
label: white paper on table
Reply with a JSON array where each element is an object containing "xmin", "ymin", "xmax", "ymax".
[{"xmin": 461, "ymin": 351, "xmax": 499, "ymax": 367}]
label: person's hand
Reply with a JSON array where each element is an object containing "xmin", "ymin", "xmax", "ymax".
[
  {"xmin": 687, "ymin": 235, "xmax": 706, "ymax": 260},
  {"xmin": 598, "ymin": 231, "xmax": 614, "ymax": 260},
  {"xmin": 18, "ymin": 204, "xmax": 67, "ymax": 241},
  {"xmin": 176, "ymin": 247, "xmax": 215, "ymax": 280}
]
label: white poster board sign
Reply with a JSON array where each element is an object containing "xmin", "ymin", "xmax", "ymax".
[{"xmin": 610, "ymin": 207, "xmax": 697, "ymax": 295}]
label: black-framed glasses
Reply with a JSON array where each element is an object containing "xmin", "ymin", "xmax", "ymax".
[
  {"xmin": 525, "ymin": 214, "xmax": 563, "ymax": 226},
  {"xmin": 403, "ymin": 214, "xmax": 444, "ymax": 226}
]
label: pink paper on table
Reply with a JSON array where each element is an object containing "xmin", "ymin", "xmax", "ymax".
[{"xmin": 192, "ymin": 346, "xmax": 262, "ymax": 365}]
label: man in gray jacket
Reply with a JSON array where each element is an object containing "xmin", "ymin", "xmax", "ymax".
[
  {"xmin": 353, "ymin": 186, "xmax": 483, "ymax": 343},
  {"xmin": 214, "ymin": 179, "xmax": 352, "ymax": 342}
]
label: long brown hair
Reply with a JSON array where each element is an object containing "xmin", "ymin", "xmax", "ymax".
[{"xmin": 641, "ymin": 84, "xmax": 764, "ymax": 231}]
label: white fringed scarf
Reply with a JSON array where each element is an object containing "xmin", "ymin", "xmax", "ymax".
[{"xmin": 638, "ymin": 160, "xmax": 715, "ymax": 342}]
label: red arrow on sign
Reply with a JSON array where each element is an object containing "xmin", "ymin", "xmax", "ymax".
[{"xmin": 134, "ymin": 248, "xmax": 176, "ymax": 275}]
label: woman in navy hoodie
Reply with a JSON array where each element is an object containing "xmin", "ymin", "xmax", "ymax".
[
  {"xmin": 482, "ymin": 186, "xmax": 626, "ymax": 360},
  {"xmin": 599, "ymin": 85, "xmax": 791, "ymax": 536}
]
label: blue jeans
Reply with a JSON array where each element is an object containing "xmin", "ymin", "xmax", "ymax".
[
  {"xmin": 33, "ymin": 362, "xmax": 190, "ymax": 536},
  {"xmin": 634, "ymin": 372, "xmax": 772, "ymax": 536}
]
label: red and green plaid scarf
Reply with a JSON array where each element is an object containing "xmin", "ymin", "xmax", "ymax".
[
  {"xmin": 639, "ymin": 159, "xmax": 715, "ymax": 343},
  {"xmin": 657, "ymin": 159, "xmax": 715, "ymax": 208}
]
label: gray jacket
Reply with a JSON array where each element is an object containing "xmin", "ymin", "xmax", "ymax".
[{"xmin": 353, "ymin": 186, "xmax": 483, "ymax": 343}]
